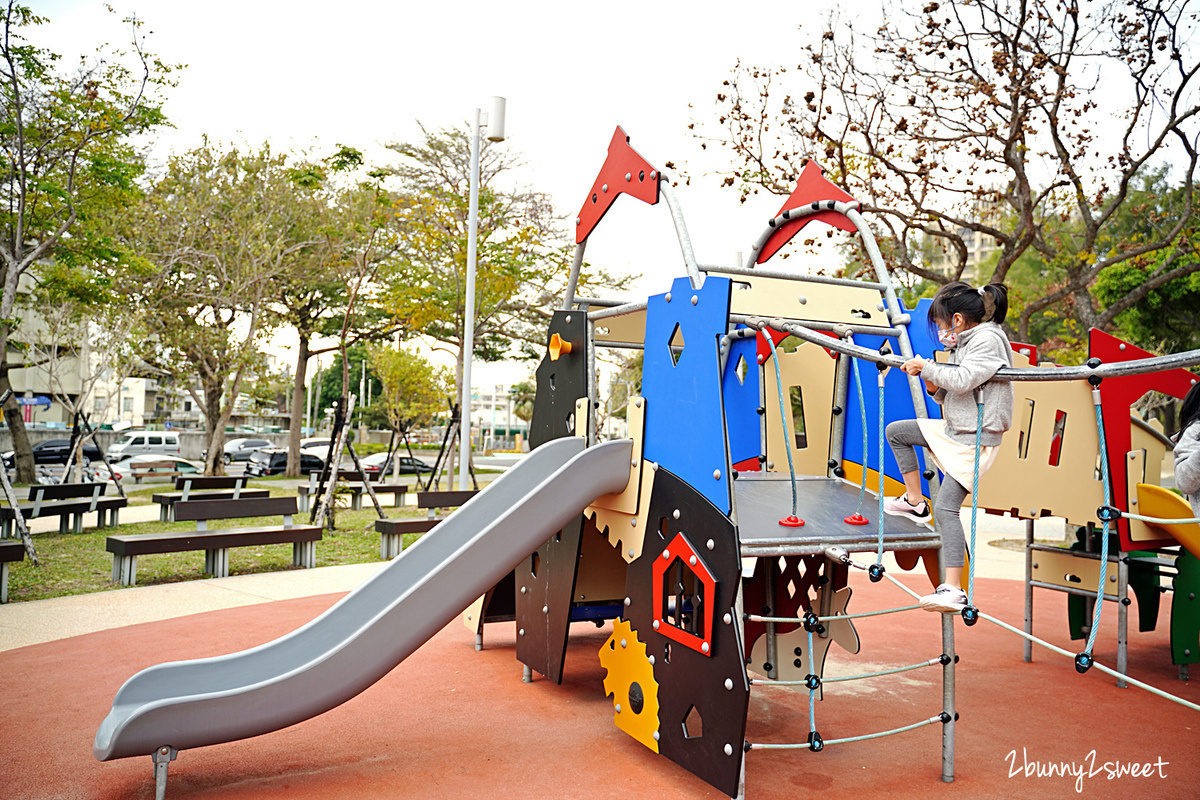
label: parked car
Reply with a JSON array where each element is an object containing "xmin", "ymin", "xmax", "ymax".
[
  {"xmin": 3, "ymin": 438, "xmax": 104, "ymax": 468},
  {"xmin": 359, "ymin": 451, "xmax": 434, "ymax": 479},
  {"xmin": 211, "ymin": 437, "xmax": 272, "ymax": 465},
  {"xmin": 105, "ymin": 431, "xmax": 182, "ymax": 458},
  {"xmin": 245, "ymin": 448, "xmax": 325, "ymax": 477},
  {"xmin": 88, "ymin": 453, "xmax": 204, "ymax": 483}
]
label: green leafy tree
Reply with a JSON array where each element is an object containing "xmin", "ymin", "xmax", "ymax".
[
  {"xmin": 122, "ymin": 143, "xmax": 318, "ymax": 475},
  {"xmin": 367, "ymin": 344, "xmax": 452, "ymax": 446},
  {"xmin": 703, "ymin": 0, "xmax": 1199, "ymax": 348},
  {"xmin": 0, "ymin": 2, "xmax": 173, "ymax": 481}
]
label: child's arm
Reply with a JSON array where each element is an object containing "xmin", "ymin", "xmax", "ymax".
[
  {"xmin": 1175, "ymin": 423, "xmax": 1200, "ymax": 496},
  {"xmin": 920, "ymin": 334, "xmax": 1008, "ymax": 395}
]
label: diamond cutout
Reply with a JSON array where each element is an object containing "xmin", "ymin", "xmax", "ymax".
[
  {"xmin": 668, "ymin": 323, "xmax": 685, "ymax": 367},
  {"xmin": 683, "ymin": 704, "xmax": 703, "ymax": 739},
  {"xmin": 735, "ymin": 354, "xmax": 748, "ymax": 385}
]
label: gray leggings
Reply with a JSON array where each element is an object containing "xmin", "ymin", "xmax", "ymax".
[{"xmin": 885, "ymin": 419, "xmax": 969, "ymax": 569}]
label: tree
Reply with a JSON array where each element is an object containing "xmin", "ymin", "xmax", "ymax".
[
  {"xmin": 123, "ymin": 143, "xmax": 316, "ymax": 475},
  {"xmin": 367, "ymin": 345, "xmax": 452, "ymax": 478},
  {"xmin": 704, "ymin": 0, "xmax": 1199, "ymax": 354},
  {"xmin": 0, "ymin": 2, "xmax": 173, "ymax": 481}
]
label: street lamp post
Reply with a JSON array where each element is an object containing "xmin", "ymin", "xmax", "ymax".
[{"xmin": 459, "ymin": 96, "xmax": 506, "ymax": 490}]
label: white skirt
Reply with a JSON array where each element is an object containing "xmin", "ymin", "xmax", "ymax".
[{"xmin": 916, "ymin": 418, "xmax": 998, "ymax": 491}]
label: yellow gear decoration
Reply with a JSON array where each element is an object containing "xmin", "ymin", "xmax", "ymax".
[{"xmin": 599, "ymin": 618, "xmax": 660, "ymax": 753}]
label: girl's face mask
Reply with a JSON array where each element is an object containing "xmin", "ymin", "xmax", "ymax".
[{"xmin": 937, "ymin": 317, "xmax": 963, "ymax": 348}]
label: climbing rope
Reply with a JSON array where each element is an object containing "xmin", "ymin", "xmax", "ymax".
[
  {"xmin": 1081, "ymin": 385, "xmax": 1114, "ymax": 672},
  {"xmin": 763, "ymin": 331, "xmax": 801, "ymax": 526},
  {"xmin": 847, "ymin": 336, "xmax": 870, "ymax": 523},
  {"xmin": 964, "ymin": 394, "xmax": 984, "ymax": 621},
  {"xmin": 875, "ymin": 367, "xmax": 886, "ymax": 567},
  {"xmin": 873, "ymin": 563, "xmax": 1200, "ymax": 713}
]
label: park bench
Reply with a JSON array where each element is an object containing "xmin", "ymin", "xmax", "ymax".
[
  {"xmin": 130, "ymin": 461, "xmax": 184, "ymax": 484},
  {"xmin": 297, "ymin": 468, "xmax": 412, "ymax": 512},
  {"xmin": 106, "ymin": 496, "xmax": 321, "ymax": 587},
  {"xmin": 0, "ymin": 482, "xmax": 127, "ymax": 538},
  {"xmin": 151, "ymin": 475, "xmax": 269, "ymax": 522},
  {"xmin": 374, "ymin": 489, "xmax": 478, "ymax": 559},
  {"xmin": 0, "ymin": 540, "xmax": 25, "ymax": 603}
]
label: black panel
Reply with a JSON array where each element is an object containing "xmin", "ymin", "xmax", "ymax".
[
  {"xmin": 624, "ymin": 467, "xmax": 748, "ymax": 797},
  {"xmin": 516, "ymin": 310, "xmax": 592, "ymax": 682},
  {"xmin": 530, "ymin": 310, "xmax": 589, "ymax": 449}
]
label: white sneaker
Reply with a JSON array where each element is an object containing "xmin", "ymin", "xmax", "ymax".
[
  {"xmin": 920, "ymin": 584, "xmax": 967, "ymax": 613},
  {"xmin": 882, "ymin": 495, "xmax": 931, "ymax": 524}
]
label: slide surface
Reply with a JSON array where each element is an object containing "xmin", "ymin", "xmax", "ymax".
[{"xmin": 95, "ymin": 437, "xmax": 633, "ymax": 761}]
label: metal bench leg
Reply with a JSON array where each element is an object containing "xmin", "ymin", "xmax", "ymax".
[
  {"xmin": 114, "ymin": 555, "xmax": 137, "ymax": 586},
  {"xmin": 59, "ymin": 516, "xmax": 69, "ymax": 535},
  {"xmin": 1, "ymin": 562, "xmax": 8, "ymax": 603},
  {"xmin": 293, "ymin": 541, "xmax": 315, "ymax": 569},
  {"xmin": 111, "ymin": 509, "xmax": 120, "ymax": 527},
  {"xmin": 152, "ymin": 746, "xmax": 177, "ymax": 800},
  {"xmin": 160, "ymin": 505, "xmax": 169, "ymax": 523},
  {"xmin": 205, "ymin": 549, "xmax": 229, "ymax": 578},
  {"xmin": 380, "ymin": 533, "xmax": 402, "ymax": 559},
  {"xmin": 73, "ymin": 513, "xmax": 83, "ymax": 534},
  {"xmin": 352, "ymin": 492, "xmax": 363, "ymax": 511}
]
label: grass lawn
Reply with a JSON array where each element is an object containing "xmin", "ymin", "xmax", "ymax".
[{"xmin": 5, "ymin": 495, "xmax": 427, "ymax": 603}]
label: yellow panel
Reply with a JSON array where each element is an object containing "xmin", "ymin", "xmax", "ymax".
[
  {"xmin": 574, "ymin": 397, "xmax": 588, "ymax": 438},
  {"xmin": 763, "ymin": 341, "xmax": 837, "ymax": 477},
  {"xmin": 590, "ymin": 396, "xmax": 645, "ymax": 516},
  {"xmin": 1136, "ymin": 483, "xmax": 1200, "ymax": 561},
  {"xmin": 599, "ymin": 619, "xmax": 660, "ymax": 752},
  {"xmin": 839, "ymin": 461, "xmax": 912, "ymax": 505},
  {"xmin": 593, "ymin": 309, "xmax": 646, "ymax": 346},
  {"xmin": 729, "ymin": 275, "xmax": 887, "ymax": 326},
  {"xmin": 975, "ymin": 376, "xmax": 1104, "ymax": 525},
  {"xmin": 1031, "ymin": 548, "xmax": 1118, "ymax": 597}
]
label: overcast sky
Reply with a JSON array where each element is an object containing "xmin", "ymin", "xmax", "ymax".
[{"xmin": 37, "ymin": 0, "xmax": 841, "ymax": 387}]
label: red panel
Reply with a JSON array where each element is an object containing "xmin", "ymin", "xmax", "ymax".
[
  {"xmin": 651, "ymin": 533, "xmax": 717, "ymax": 657},
  {"xmin": 1011, "ymin": 341, "xmax": 1038, "ymax": 365},
  {"xmin": 756, "ymin": 160, "xmax": 859, "ymax": 264},
  {"xmin": 1089, "ymin": 329, "xmax": 1199, "ymax": 550},
  {"xmin": 574, "ymin": 127, "xmax": 660, "ymax": 244},
  {"xmin": 732, "ymin": 457, "xmax": 761, "ymax": 473},
  {"xmin": 755, "ymin": 328, "xmax": 838, "ymax": 364}
]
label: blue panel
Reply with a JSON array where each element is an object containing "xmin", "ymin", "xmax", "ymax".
[
  {"xmin": 840, "ymin": 298, "xmax": 944, "ymax": 496},
  {"xmin": 642, "ymin": 276, "xmax": 733, "ymax": 515},
  {"xmin": 722, "ymin": 327, "xmax": 760, "ymax": 467}
]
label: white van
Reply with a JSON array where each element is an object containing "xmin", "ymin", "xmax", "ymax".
[{"xmin": 107, "ymin": 431, "xmax": 182, "ymax": 458}]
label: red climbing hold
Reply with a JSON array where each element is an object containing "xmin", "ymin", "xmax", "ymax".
[
  {"xmin": 844, "ymin": 513, "xmax": 869, "ymax": 526},
  {"xmin": 779, "ymin": 515, "xmax": 805, "ymax": 528}
]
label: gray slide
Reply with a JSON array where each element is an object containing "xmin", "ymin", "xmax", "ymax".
[{"xmin": 95, "ymin": 437, "xmax": 633, "ymax": 762}]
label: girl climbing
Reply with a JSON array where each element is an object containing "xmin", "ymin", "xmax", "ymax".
[
  {"xmin": 1173, "ymin": 381, "xmax": 1200, "ymax": 514},
  {"xmin": 882, "ymin": 281, "xmax": 1014, "ymax": 612}
]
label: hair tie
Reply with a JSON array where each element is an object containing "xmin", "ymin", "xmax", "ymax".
[{"xmin": 978, "ymin": 286, "xmax": 986, "ymax": 296}]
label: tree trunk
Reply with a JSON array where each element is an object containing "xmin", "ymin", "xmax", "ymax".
[
  {"xmin": 203, "ymin": 376, "xmax": 226, "ymax": 477},
  {"xmin": 0, "ymin": 328, "xmax": 35, "ymax": 484},
  {"xmin": 286, "ymin": 335, "xmax": 310, "ymax": 478}
]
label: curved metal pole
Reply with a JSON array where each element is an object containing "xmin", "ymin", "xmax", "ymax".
[
  {"xmin": 735, "ymin": 314, "xmax": 1200, "ymax": 381},
  {"xmin": 657, "ymin": 179, "xmax": 704, "ymax": 290},
  {"xmin": 561, "ymin": 241, "xmax": 587, "ymax": 311}
]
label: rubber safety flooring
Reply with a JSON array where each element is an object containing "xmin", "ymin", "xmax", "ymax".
[{"xmin": 2, "ymin": 573, "xmax": 1198, "ymax": 800}]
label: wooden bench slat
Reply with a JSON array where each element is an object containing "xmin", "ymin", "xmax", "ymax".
[
  {"xmin": 416, "ymin": 490, "xmax": 478, "ymax": 508},
  {"xmin": 174, "ymin": 496, "xmax": 298, "ymax": 522},
  {"xmin": 28, "ymin": 482, "xmax": 108, "ymax": 501},
  {"xmin": 107, "ymin": 525, "xmax": 322, "ymax": 556},
  {"xmin": 375, "ymin": 517, "xmax": 444, "ymax": 535},
  {"xmin": 0, "ymin": 540, "xmax": 26, "ymax": 563},
  {"xmin": 173, "ymin": 476, "xmax": 248, "ymax": 491}
]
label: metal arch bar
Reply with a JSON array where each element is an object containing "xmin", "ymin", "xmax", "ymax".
[
  {"xmin": 751, "ymin": 657, "xmax": 942, "ymax": 685},
  {"xmin": 748, "ymin": 715, "xmax": 944, "ymax": 750},
  {"xmin": 561, "ymin": 241, "xmax": 587, "ymax": 311},
  {"xmin": 704, "ymin": 263, "xmax": 885, "ymax": 291},
  {"xmin": 737, "ymin": 314, "xmax": 1200, "ymax": 381},
  {"xmin": 745, "ymin": 199, "xmax": 862, "ymax": 264},
  {"xmin": 589, "ymin": 300, "xmax": 649, "ymax": 321},
  {"xmin": 570, "ymin": 295, "xmax": 639, "ymax": 308},
  {"xmin": 657, "ymin": 179, "xmax": 704, "ymax": 290}
]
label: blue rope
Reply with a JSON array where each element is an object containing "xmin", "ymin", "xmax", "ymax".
[
  {"xmin": 806, "ymin": 625, "xmax": 817, "ymax": 733},
  {"xmin": 967, "ymin": 396, "xmax": 983, "ymax": 605},
  {"xmin": 1086, "ymin": 392, "xmax": 1113, "ymax": 656},
  {"xmin": 852, "ymin": 355, "xmax": 868, "ymax": 516},
  {"xmin": 764, "ymin": 333, "xmax": 798, "ymax": 517}
]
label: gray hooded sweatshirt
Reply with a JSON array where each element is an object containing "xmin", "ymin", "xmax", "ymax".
[
  {"xmin": 1174, "ymin": 421, "xmax": 1200, "ymax": 516},
  {"xmin": 921, "ymin": 321, "xmax": 1014, "ymax": 446}
]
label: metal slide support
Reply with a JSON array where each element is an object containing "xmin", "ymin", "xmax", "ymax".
[
  {"xmin": 1024, "ymin": 518, "xmax": 1034, "ymax": 663},
  {"xmin": 561, "ymin": 241, "xmax": 586, "ymax": 310},
  {"xmin": 152, "ymin": 746, "xmax": 176, "ymax": 800},
  {"xmin": 829, "ymin": 330, "xmax": 851, "ymax": 479}
]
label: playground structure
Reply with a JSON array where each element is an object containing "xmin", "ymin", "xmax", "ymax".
[{"xmin": 94, "ymin": 127, "xmax": 1200, "ymax": 798}]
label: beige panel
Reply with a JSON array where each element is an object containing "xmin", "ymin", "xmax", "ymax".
[
  {"xmin": 729, "ymin": 276, "xmax": 886, "ymax": 326},
  {"xmin": 763, "ymin": 341, "xmax": 837, "ymax": 477},
  {"xmin": 588, "ymin": 461, "xmax": 658, "ymax": 564},
  {"xmin": 1125, "ymin": 449, "xmax": 1157, "ymax": 543},
  {"xmin": 1031, "ymin": 548, "xmax": 1119, "ymax": 598},
  {"xmin": 590, "ymin": 396, "xmax": 645, "ymax": 515},
  {"xmin": 976, "ymin": 376, "xmax": 1104, "ymax": 525},
  {"xmin": 462, "ymin": 594, "xmax": 487, "ymax": 634},
  {"xmin": 593, "ymin": 309, "xmax": 646, "ymax": 346},
  {"xmin": 574, "ymin": 516, "xmax": 630, "ymax": 603}
]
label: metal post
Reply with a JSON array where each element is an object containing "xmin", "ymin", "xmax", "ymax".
[
  {"xmin": 1024, "ymin": 518, "xmax": 1034, "ymax": 663},
  {"xmin": 459, "ymin": 106, "xmax": 482, "ymax": 491},
  {"xmin": 1117, "ymin": 554, "xmax": 1129, "ymax": 688}
]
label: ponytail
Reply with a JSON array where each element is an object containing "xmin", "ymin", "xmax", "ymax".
[{"xmin": 929, "ymin": 281, "xmax": 1009, "ymax": 328}]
